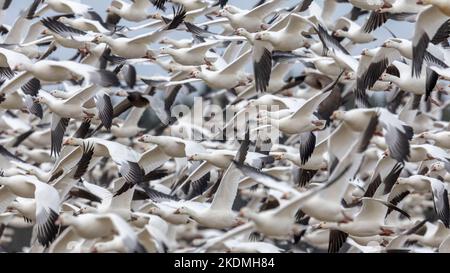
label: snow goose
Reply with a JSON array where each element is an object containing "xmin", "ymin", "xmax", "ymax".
[
  {"xmin": 258, "ymin": 72, "xmax": 343, "ymax": 134},
  {"xmin": 408, "ymin": 220, "xmax": 450, "ymax": 248},
  {"xmin": 34, "ymin": 85, "xmax": 113, "ymax": 156},
  {"xmin": 138, "ymin": 134, "xmax": 205, "ymax": 158},
  {"xmin": 427, "ymin": 162, "xmax": 450, "ymax": 182},
  {"xmin": 316, "ymin": 26, "xmax": 360, "ymax": 73},
  {"xmin": 377, "ymin": 0, "xmax": 426, "ymax": 14},
  {"xmin": 159, "ymin": 40, "xmax": 221, "ymax": 66},
  {"xmin": 144, "ymin": 203, "xmax": 190, "ymax": 225},
  {"xmin": 239, "ymin": 127, "xmax": 366, "ymax": 224},
  {"xmin": 172, "ymin": 164, "xmax": 245, "ymax": 229},
  {"xmin": 331, "ymin": 108, "xmax": 414, "ymax": 163},
  {"xmin": 246, "ymin": 11, "xmax": 319, "ymax": 93},
  {"xmin": 106, "ymin": 0, "xmax": 164, "ymax": 23},
  {"xmin": 272, "ymin": 137, "xmax": 328, "ymax": 186},
  {"xmin": 218, "ymin": 0, "xmax": 284, "ymax": 32},
  {"xmin": 75, "ymin": 179, "xmax": 135, "ymax": 221},
  {"xmin": 355, "ymin": 39, "xmax": 411, "ymax": 103},
  {"xmin": 316, "ymin": 197, "xmax": 410, "ymax": 240},
  {"xmin": 379, "ymin": 61, "xmax": 443, "ymax": 102},
  {"xmin": 396, "ymin": 175, "xmax": 449, "ymax": 227},
  {"xmin": 407, "ymin": 143, "xmax": 450, "ymax": 164},
  {"xmin": 111, "ymin": 107, "xmax": 146, "ymax": 139},
  {"xmin": 56, "ymin": 212, "xmax": 145, "ymax": 253},
  {"xmin": 0, "ymin": 49, "xmax": 119, "ymax": 98},
  {"xmin": 135, "ymin": 213, "xmax": 177, "ymax": 252},
  {"xmin": 36, "ymin": 0, "xmax": 92, "ymax": 16},
  {"xmin": 412, "ymin": 0, "xmax": 450, "ymax": 77},
  {"xmin": 166, "ymin": 50, "xmax": 252, "ymax": 90},
  {"xmin": 254, "ymin": 13, "xmax": 314, "ymax": 52},
  {"xmin": 56, "ymin": 16, "xmax": 111, "ymax": 34},
  {"xmin": 0, "ymin": 174, "xmax": 60, "ymax": 246},
  {"xmin": 236, "ymin": 63, "xmax": 295, "ymax": 99},
  {"xmin": 40, "ymin": 17, "xmax": 95, "ymax": 51},
  {"xmin": 159, "ymin": 37, "xmax": 193, "ymax": 48},
  {"xmin": 418, "ymin": 131, "xmax": 450, "ymax": 149},
  {"xmin": 13, "ymin": 161, "xmax": 55, "ymax": 182},
  {"xmin": 93, "ymin": 6, "xmax": 186, "ymax": 59},
  {"xmin": 62, "ymin": 137, "xmax": 145, "ymax": 195},
  {"xmin": 332, "ymin": 17, "xmax": 376, "ymax": 44},
  {"xmin": 235, "ymin": 155, "xmax": 354, "ymax": 239}
]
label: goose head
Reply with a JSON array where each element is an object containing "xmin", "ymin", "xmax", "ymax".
[
  {"xmin": 234, "ymin": 28, "xmax": 249, "ymax": 37},
  {"xmin": 417, "ymin": 131, "xmax": 434, "ymax": 141},
  {"xmin": 159, "ymin": 38, "xmax": 172, "ymax": 45},
  {"xmin": 380, "ymin": 72, "xmax": 396, "ymax": 82},
  {"xmin": 416, "ymin": 0, "xmax": 434, "ymax": 5},
  {"xmin": 174, "ymin": 206, "xmax": 192, "ymax": 216},
  {"xmin": 396, "ymin": 177, "xmax": 410, "ymax": 186},
  {"xmin": 375, "ymin": 1, "xmax": 393, "ymax": 12},
  {"xmin": 92, "ymin": 34, "xmax": 108, "ymax": 44},
  {"xmin": 50, "ymin": 90, "xmax": 69, "ymax": 99},
  {"xmin": 218, "ymin": 5, "xmax": 240, "ymax": 17},
  {"xmin": 73, "ymin": 206, "xmax": 95, "ymax": 216},
  {"xmin": 311, "ymin": 119, "xmax": 327, "ymax": 131},
  {"xmin": 63, "ymin": 137, "xmax": 84, "ymax": 147},
  {"xmin": 147, "ymin": 206, "xmax": 161, "ymax": 215},
  {"xmin": 33, "ymin": 96, "xmax": 48, "ymax": 105},
  {"xmin": 55, "ymin": 213, "xmax": 77, "ymax": 226},
  {"xmin": 24, "ymin": 168, "xmax": 39, "ymax": 177},
  {"xmin": 330, "ymin": 110, "xmax": 346, "ymax": 122},
  {"xmin": 343, "ymin": 71, "xmax": 355, "ymax": 81},
  {"xmin": 57, "ymin": 17, "xmax": 71, "ymax": 25},
  {"xmin": 91, "ymin": 240, "xmax": 121, "ymax": 253},
  {"xmin": 238, "ymin": 207, "xmax": 257, "ymax": 220},
  {"xmin": 429, "ymin": 162, "xmax": 446, "ymax": 173},
  {"xmin": 332, "ymin": 29, "xmax": 346, "ymax": 39},
  {"xmin": 217, "ymin": 9, "xmax": 231, "ymax": 18},
  {"xmin": 147, "ymin": 13, "xmax": 162, "ymax": 20},
  {"xmin": 189, "ymin": 69, "xmax": 201, "ymax": 79},
  {"xmin": 13, "ymin": 62, "xmax": 31, "ymax": 72},
  {"xmin": 271, "ymin": 152, "xmax": 286, "ymax": 161},
  {"xmin": 137, "ymin": 134, "xmax": 159, "ymax": 144},
  {"xmin": 159, "ymin": 47, "xmax": 172, "ymax": 55},
  {"xmin": 187, "ymin": 153, "xmax": 204, "ymax": 161},
  {"xmin": 254, "ymin": 32, "xmax": 270, "ymax": 42},
  {"xmin": 106, "ymin": 5, "xmax": 120, "ymax": 14},
  {"xmin": 361, "ymin": 48, "xmax": 370, "ymax": 56},
  {"xmin": 41, "ymin": 29, "xmax": 50, "ymax": 36},
  {"xmin": 223, "ymin": 5, "xmax": 241, "ymax": 14},
  {"xmin": 144, "ymin": 50, "xmax": 157, "ymax": 60},
  {"xmin": 382, "ymin": 38, "xmax": 406, "ymax": 50},
  {"xmin": 315, "ymin": 221, "xmax": 339, "ymax": 230}
]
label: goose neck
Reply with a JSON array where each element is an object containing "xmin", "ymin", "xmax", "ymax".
[
  {"xmin": 284, "ymin": 153, "xmax": 298, "ymax": 163},
  {"xmin": 184, "ymin": 207, "xmax": 200, "ymax": 220},
  {"xmin": 384, "ymin": 74, "xmax": 400, "ymax": 84}
]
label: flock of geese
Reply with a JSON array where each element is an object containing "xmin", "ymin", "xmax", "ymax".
[{"xmin": 0, "ymin": 0, "xmax": 449, "ymax": 253}]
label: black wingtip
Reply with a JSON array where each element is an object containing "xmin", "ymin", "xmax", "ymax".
[
  {"xmin": 254, "ymin": 47, "xmax": 272, "ymax": 93},
  {"xmin": 37, "ymin": 210, "xmax": 59, "ymax": 247},
  {"xmin": 73, "ymin": 143, "xmax": 94, "ymax": 180},
  {"xmin": 115, "ymin": 161, "xmax": 144, "ymax": 196},
  {"xmin": 94, "ymin": 70, "xmax": 120, "ymax": 87},
  {"xmin": 166, "ymin": 5, "xmax": 186, "ymax": 30},
  {"xmin": 328, "ymin": 229, "xmax": 348, "ymax": 253}
]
